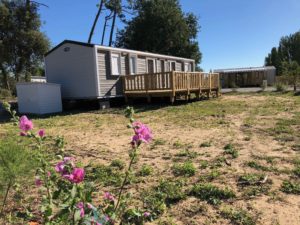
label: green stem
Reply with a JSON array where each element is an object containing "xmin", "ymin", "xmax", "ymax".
[
  {"xmin": 114, "ymin": 148, "xmax": 137, "ymax": 212},
  {"xmin": 1, "ymin": 179, "xmax": 12, "ymax": 215}
]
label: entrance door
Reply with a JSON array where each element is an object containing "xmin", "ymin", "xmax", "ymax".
[{"xmin": 147, "ymin": 59, "xmax": 155, "ymax": 73}]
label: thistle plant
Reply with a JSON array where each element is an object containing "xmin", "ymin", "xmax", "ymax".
[{"xmin": 3, "ymin": 103, "xmax": 153, "ymax": 224}]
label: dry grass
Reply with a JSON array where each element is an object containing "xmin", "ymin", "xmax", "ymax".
[{"xmin": 1, "ymin": 92, "xmax": 300, "ymax": 224}]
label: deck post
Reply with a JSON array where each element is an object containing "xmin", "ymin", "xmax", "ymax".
[{"xmin": 171, "ymin": 71, "xmax": 176, "ymax": 103}]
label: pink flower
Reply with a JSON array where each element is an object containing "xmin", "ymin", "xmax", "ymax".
[
  {"xmin": 55, "ymin": 157, "xmax": 74, "ymax": 174},
  {"xmin": 131, "ymin": 122, "xmax": 152, "ymax": 145},
  {"xmin": 38, "ymin": 129, "xmax": 45, "ymax": 137},
  {"xmin": 35, "ymin": 178, "xmax": 42, "ymax": 187},
  {"xmin": 87, "ymin": 203, "xmax": 93, "ymax": 209},
  {"xmin": 19, "ymin": 115, "xmax": 33, "ymax": 132},
  {"xmin": 143, "ymin": 212, "xmax": 150, "ymax": 217},
  {"xmin": 76, "ymin": 202, "xmax": 85, "ymax": 218},
  {"xmin": 103, "ymin": 192, "xmax": 115, "ymax": 202},
  {"xmin": 47, "ymin": 171, "xmax": 51, "ymax": 177},
  {"xmin": 65, "ymin": 168, "xmax": 85, "ymax": 183}
]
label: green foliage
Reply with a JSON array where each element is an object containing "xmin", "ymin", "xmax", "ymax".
[
  {"xmin": 137, "ymin": 164, "xmax": 153, "ymax": 177},
  {"xmin": 115, "ymin": 0, "xmax": 202, "ymax": 64},
  {"xmin": 150, "ymin": 138, "xmax": 167, "ymax": 149},
  {"xmin": 0, "ymin": 139, "xmax": 37, "ymax": 212},
  {"xmin": 86, "ymin": 164, "xmax": 123, "ymax": 187},
  {"xmin": 190, "ymin": 183, "xmax": 235, "ymax": 205},
  {"xmin": 275, "ymin": 82, "xmax": 288, "ymax": 92},
  {"xmin": 172, "ymin": 162, "xmax": 196, "ymax": 177},
  {"xmin": 142, "ymin": 179, "xmax": 185, "ymax": 218},
  {"xmin": 122, "ymin": 208, "xmax": 146, "ymax": 225},
  {"xmin": 200, "ymin": 141, "xmax": 212, "ymax": 148},
  {"xmin": 0, "ymin": 0, "xmax": 50, "ymax": 88},
  {"xmin": 156, "ymin": 179, "xmax": 186, "ymax": 205},
  {"xmin": 220, "ymin": 207, "xmax": 256, "ymax": 225},
  {"xmin": 175, "ymin": 149, "xmax": 198, "ymax": 159},
  {"xmin": 246, "ymin": 161, "xmax": 272, "ymax": 172},
  {"xmin": 265, "ymin": 30, "xmax": 300, "ymax": 75},
  {"xmin": 224, "ymin": 144, "xmax": 239, "ymax": 158},
  {"xmin": 238, "ymin": 173, "xmax": 265, "ymax": 186},
  {"xmin": 110, "ymin": 159, "xmax": 126, "ymax": 170},
  {"xmin": 199, "ymin": 160, "xmax": 209, "ymax": 169},
  {"xmin": 0, "ymin": 89, "xmax": 12, "ymax": 99},
  {"xmin": 281, "ymin": 180, "xmax": 300, "ymax": 194},
  {"xmin": 142, "ymin": 190, "xmax": 167, "ymax": 219}
]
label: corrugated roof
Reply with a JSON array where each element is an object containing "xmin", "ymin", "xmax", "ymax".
[{"xmin": 214, "ymin": 66, "xmax": 276, "ymax": 73}]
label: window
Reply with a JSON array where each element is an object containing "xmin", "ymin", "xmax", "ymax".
[
  {"xmin": 184, "ymin": 63, "xmax": 189, "ymax": 72},
  {"xmin": 147, "ymin": 59, "xmax": 156, "ymax": 73},
  {"xmin": 110, "ymin": 52, "xmax": 121, "ymax": 75},
  {"xmin": 161, "ymin": 60, "xmax": 165, "ymax": 72},
  {"xmin": 169, "ymin": 61, "xmax": 176, "ymax": 71},
  {"xmin": 129, "ymin": 55, "xmax": 137, "ymax": 75}
]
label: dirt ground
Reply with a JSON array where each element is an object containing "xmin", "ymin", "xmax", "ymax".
[{"xmin": 1, "ymin": 92, "xmax": 300, "ymax": 225}]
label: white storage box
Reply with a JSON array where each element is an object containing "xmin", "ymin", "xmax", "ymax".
[{"xmin": 16, "ymin": 83, "xmax": 62, "ymax": 115}]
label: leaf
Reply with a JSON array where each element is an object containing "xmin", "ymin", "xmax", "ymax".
[{"xmin": 71, "ymin": 185, "xmax": 77, "ymax": 199}]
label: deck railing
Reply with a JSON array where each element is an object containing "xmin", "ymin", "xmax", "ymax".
[{"xmin": 122, "ymin": 71, "xmax": 219, "ymax": 94}]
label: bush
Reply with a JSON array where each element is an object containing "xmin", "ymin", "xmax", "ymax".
[
  {"xmin": 281, "ymin": 180, "xmax": 300, "ymax": 194},
  {"xmin": 275, "ymin": 83, "xmax": 288, "ymax": 92},
  {"xmin": 172, "ymin": 162, "xmax": 196, "ymax": 177},
  {"xmin": 190, "ymin": 183, "xmax": 235, "ymax": 205},
  {"xmin": 0, "ymin": 89, "xmax": 12, "ymax": 99}
]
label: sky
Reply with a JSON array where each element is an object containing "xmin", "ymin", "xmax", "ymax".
[{"xmin": 39, "ymin": 0, "xmax": 300, "ymax": 71}]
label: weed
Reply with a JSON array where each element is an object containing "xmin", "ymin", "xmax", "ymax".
[
  {"xmin": 190, "ymin": 183, "xmax": 235, "ymax": 205},
  {"xmin": 275, "ymin": 83, "xmax": 288, "ymax": 92},
  {"xmin": 293, "ymin": 166, "xmax": 300, "ymax": 178},
  {"xmin": 200, "ymin": 169, "xmax": 221, "ymax": 182},
  {"xmin": 86, "ymin": 164, "xmax": 123, "ymax": 187},
  {"xmin": 220, "ymin": 206, "xmax": 256, "ymax": 225},
  {"xmin": 142, "ymin": 190, "xmax": 166, "ymax": 219},
  {"xmin": 156, "ymin": 179, "xmax": 186, "ymax": 205},
  {"xmin": 246, "ymin": 161, "xmax": 276, "ymax": 172},
  {"xmin": 199, "ymin": 160, "xmax": 209, "ymax": 169},
  {"xmin": 237, "ymin": 173, "xmax": 266, "ymax": 186},
  {"xmin": 138, "ymin": 164, "xmax": 153, "ymax": 177},
  {"xmin": 224, "ymin": 144, "xmax": 239, "ymax": 158},
  {"xmin": 173, "ymin": 140, "xmax": 192, "ymax": 149},
  {"xmin": 175, "ymin": 149, "xmax": 198, "ymax": 159},
  {"xmin": 110, "ymin": 159, "xmax": 126, "ymax": 170},
  {"xmin": 281, "ymin": 180, "xmax": 300, "ymax": 194},
  {"xmin": 172, "ymin": 162, "xmax": 196, "ymax": 177},
  {"xmin": 151, "ymin": 138, "xmax": 167, "ymax": 149},
  {"xmin": 200, "ymin": 142, "xmax": 212, "ymax": 148}
]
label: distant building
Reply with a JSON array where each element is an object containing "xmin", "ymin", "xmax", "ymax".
[{"xmin": 214, "ymin": 66, "xmax": 276, "ymax": 88}]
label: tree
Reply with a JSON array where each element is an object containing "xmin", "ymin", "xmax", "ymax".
[
  {"xmin": 115, "ymin": 0, "xmax": 202, "ymax": 65},
  {"xmin": 282, "ymin": 61, "xmax": 300, "ymax": 92},
  {"xmin": 0, "ymin": 0, "xmax": 49, "ymax": 89},
  {"xmin": 265, "ymin": 30, "xmax": 300, "ymax": 75}
]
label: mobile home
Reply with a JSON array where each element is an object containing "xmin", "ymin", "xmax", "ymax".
[
  {"xmin": 214, "ymin": 66, "xmax": 276, "ymax": 88},
  {"xmin": 45, "ymin": 40, "xmax": 196, "ymax": 100}
]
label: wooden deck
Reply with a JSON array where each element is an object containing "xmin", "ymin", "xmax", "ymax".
[{"xmin": 122, "ymin": 71, "xmax": 220, "ymax": 103}]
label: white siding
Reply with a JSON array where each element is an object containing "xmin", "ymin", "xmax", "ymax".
[
  {"xmin": 176, "ymin": 62, "xmax": 183, "ymax": 71},
  {"xmin": 137, "ymin": 57, "xmax": 146, "ymax": 74},
  {"xmin": 16, "ymin": 83, "xmax": 62, "ymax": 115},
  {"xmin": 45, "ymin": 43, "xmax": 98, "ymax": 99}
]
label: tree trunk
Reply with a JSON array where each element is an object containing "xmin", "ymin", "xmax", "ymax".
[
  {"xmin": 109, "ymin": 9, "xmax": 117, "ymax": 47},
  {"xmin": 101, "ymin": 13, "xmax": 113, "ymax": 45},
  {"xmin": 88, "ymin": 0, "xmax": 104, "ymax": 44}
]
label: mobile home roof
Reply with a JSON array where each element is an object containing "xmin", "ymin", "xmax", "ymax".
[
  {"xmin": 45, "ymin": 40, "xmax": 195, "ymax": 62},
  {"xmin": 214, "ymin": 66, "xmax": 276, "ymax": 73}
]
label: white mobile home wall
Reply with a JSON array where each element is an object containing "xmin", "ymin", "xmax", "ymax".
[{"xmin": 45, "ymin": 43, "xmax": 98, "ymax": 99}]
